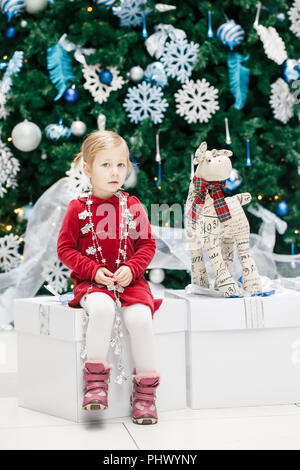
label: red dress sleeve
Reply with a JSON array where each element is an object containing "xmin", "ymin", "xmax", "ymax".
[
  {"xmin": 121, "ymin": 196, "xmax": 156, "ymax": 281},
  {"xmin": 57, "ymin": 199, "xmax": 101, "ymax": 282}
]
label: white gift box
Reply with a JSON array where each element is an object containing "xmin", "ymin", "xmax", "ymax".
[
  {"xmin": 13, "ymin": 292, "xmax": 187, "ymax": 423},
  {"xmin": 0, "ymin": 329, "xmax": 17, "ymax": 397},
  {"xmin": 168, "ymin": 288, "xmax": 300, "ymax": 409}
]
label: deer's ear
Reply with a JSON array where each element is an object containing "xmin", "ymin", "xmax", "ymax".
[
  {"xmin": 200, "ymin": 141, "xmax": 207, "ymax": 153},
  {"xmin": 195, "ymin": 141, "xmax": 207, "ymax": 158}
]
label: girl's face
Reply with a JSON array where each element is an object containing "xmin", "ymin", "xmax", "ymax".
[{"xmin": 83, "ymin": 145, "xmax": 128, "ymax": 198}]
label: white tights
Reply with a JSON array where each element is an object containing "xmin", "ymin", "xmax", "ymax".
[{"xmin": 80, "ymin": 292, "xmax": 157, "ymax": 374}]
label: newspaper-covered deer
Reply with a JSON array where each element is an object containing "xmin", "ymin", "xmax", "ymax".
[{"xmin": 185, "ymin": 141, "xmax": 261, "ymax": 297}]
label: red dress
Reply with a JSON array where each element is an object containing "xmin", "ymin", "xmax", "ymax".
[{"xmin": 57, "ymin": 190, "xmax": 163, "ymax": 318}]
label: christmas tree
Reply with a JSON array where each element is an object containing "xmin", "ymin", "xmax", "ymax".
[{"xmin": 0, "ymin": 0, "xmax": 299, "ymax": 294}]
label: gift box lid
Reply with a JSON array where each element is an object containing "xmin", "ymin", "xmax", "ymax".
[
  {"xmin": 13, "ymin": 293, "xmax": 187, "ymax": 341},
  {"xmin": 166, "ymin": 288, "xmax": 300, "ymax": 331}
]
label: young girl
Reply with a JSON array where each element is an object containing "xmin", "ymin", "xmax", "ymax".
[{"xmin": 57, "ymin": 130, "xmax": 163, "ymax": 425}]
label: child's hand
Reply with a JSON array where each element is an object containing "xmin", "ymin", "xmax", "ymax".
[
  {"xmin": 94, "ymin": 267, "xmax": 114, "ymax": 286},
  {"xmin": 113, "ymin": 266, "xmax": 133, "ymax": 287}
]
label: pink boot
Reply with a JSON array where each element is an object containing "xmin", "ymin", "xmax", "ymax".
[
  {"xmin": 82, "ymin": 360, "xmax": 113, "ymax": 411},
  {"xmin": 131, "ymin": 371, "xmax": 160, "ymax": 425}
]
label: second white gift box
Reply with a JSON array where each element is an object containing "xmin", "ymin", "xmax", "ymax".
[
  {"xmin": 169, "ymin": 288, "xmax": 300, "ymax": 409},
  {"xmin": 13, "ymin": 292, "xmax": 187, "ymax": 423}
]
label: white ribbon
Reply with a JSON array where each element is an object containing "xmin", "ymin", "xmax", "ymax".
[
  {"xmin": 247, "ymin": 203, "xmax": 287, "ymax": 252},
  {"xmin": 58, "ymin": 33, "xmax": 96, "ymax": 65},
  {"xmin": 145, "ymin": 24, "xmax": 186, "ymax": 59}
]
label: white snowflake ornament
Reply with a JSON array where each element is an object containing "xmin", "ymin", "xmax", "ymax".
[
  {"xmin": 0, "ymin": 139, "xmax": 20, "ymax": 198},
  {"xmin": 65, "ymin": 157, "xmax": 91, "ymax": 197},
  {"xmin": 270, "ymin": 78, "xmax": 296, "ymax": 124},
  {"xmin": 160, "ymin": 37, "xmax": 200, "ymax": 84},
  {"xmin": 0, "ymin": 233, "xmax": 20, "ymax": 272},
  {"xmin": 288, "ymin": 0, "xmax": 300, "ymax": 39},
  {"xmin": 82, "ymin": 64, "xmax": 124, "ymax": 104},
  {"xmin": 124, "ymin": 80, "xmax": 169, "ymax": 124},
  {"xmin": 175, "ymin": 78, "xmax": 219, "ymax": 124},
  {"xmin": 255, "ymin": 25, "xmax": 287, "ymax": 65},
  {"xmin": 112, "ymin": 0, "xmax": 151, "ymax": 27},
  {"xmin": 42, "ymin": 257, "xmax": 71, "ymax": 294}
]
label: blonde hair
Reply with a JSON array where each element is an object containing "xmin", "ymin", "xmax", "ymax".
[{"xmin": 73, "ymin": 130, "xmax": 132, "ymax": 172}]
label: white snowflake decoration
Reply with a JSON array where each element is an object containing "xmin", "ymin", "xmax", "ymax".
[
  {"xmin": 160, "ymin": 38, "xmax": 200, "ymax": 84},
  {"xmin": 65, "ymin": 157, "xmax": 91, "ymax": 197},
  {"xmin": 82, "ymin": 64, "xmax": 124, "ymax": 104},
  {"xmin": 0, "ymin": 139, "xmax": 20, "ymax": 198},
  {"xmin": 255, "ymin": 25, "xmax": 287, "ymax": 65},
  {"xmin": 0, "ymin": 233, "xmax": 20, "ymax": 272},
  {"xmin": 175, "ymin": 78, "xmax": 219, "ymax": 124},
  {"xmin": 123, "ymin": 80, "xmax": 169, "ymax": 124},
  {"xmin": 288, "ymin": 0, "xmax": 300, "ymax": 39},
  {"xmin": 42, "ymin": 257, "xmax": 71, "ymax": 294},
  {"xmin": 112, "ymin": 0, "xmax": 151, "ymax": 27},
  {"xmin": 270, "ymin": 78, "xmax": 296, "ymax": 124}
]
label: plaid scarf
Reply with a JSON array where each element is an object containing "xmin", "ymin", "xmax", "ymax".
[{"xmin": 188, "ymin": 175, "xmax": 232, "ymax": 223}]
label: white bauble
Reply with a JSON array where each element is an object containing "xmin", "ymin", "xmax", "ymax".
[
  {"xmin": 25, "ymin": 0, "xmax": 48, "ymax": 13},
  {"xmin": 20, "ymin": 20, "xmax": 28, "ymax": 27},
  {"xmin": 97, "ymin": 112, "xmax": 106, "ymax": 130},
  {"xmin": 130, "ymin": 66, "xmax": 144, "ymax": 82},
  {"xmin": 149, "ymin": 268, "xmax": 165, "ymax": 284},
  {"xmin": 11, "ymin": 120, "xmax": 42, "ymax": 152},
  {"xmin": 70, "ymin": 120, "xmax": 87, "ymax": 137},
  {"xmin": 123, "ymin": 168, "xmax": 137, "ymax": 189}
]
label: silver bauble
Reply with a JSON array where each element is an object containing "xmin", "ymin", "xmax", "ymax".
[
  {"xmin": 130, "ymin": 66, "xmax": 144, "ymax": 82},
  {"xmin": 149, "ymin": 268, "xmax": 165, "ymax": 284},
  {"xmin": 97, "ymin": 113, "xmax": 106, "ymax": 130},
  {"xmin": 25, "ymin": 0, "xmax": 48, "ymax": 13},
  {"xmin": 12, "ymin": 120, "xmax": 42, "ymax": 152},
  {"xmin": 70, "ymin": 120, "xmax": 87, "ymax": 137}
]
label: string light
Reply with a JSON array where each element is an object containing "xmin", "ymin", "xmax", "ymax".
[
  {"xmin": 154, "ymin": 177, "xmax": 158, "ymax": 181},
  {"xmin": 295, "ymin": 230, "xmax": 300, "ymax": 234},
  {"xmin": 5, "ymin": 225, "xmax": 12, "ymax": 231},
  {"xmin": 257, "ymin": 194, "xmax": 263, "ymax": 200},
  {"xmin": 3, "ymin": 55, "xmax": 7, "ymax": 60},
  {"xmin": 274, "ymin": 195, "xmax": 279, "ymax": 200},
  {"xmin": 7, "ymin": 137, "xmax": 12, "ymax": 142},
  {"xmin": 87, "ymin": 6, "xmax": 93, "ymax": 12}
]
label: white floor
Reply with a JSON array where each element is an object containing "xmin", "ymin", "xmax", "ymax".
[{"xmin": 1, "ymin": 398, "xmax": 300, "ymax": 450}]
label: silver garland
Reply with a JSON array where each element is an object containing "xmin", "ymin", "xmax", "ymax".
[{"xmin": 79, "ymin": 190, "xmax": 135, "ymax": 384}]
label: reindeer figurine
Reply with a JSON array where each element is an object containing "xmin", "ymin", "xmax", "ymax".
[{"xmin": 185, "ymin": 141, "xmax": 261, "ymax": 297}]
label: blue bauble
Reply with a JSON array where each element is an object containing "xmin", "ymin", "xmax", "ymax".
[
  {"xmin": 276, "ymin": 200, "xmax": 289, "ymax": 217},
  {"xmin": 63, "ymin": 87, "xmax": 79, "ymax": 103},
  {"xmin": 283, "ymin": 59, "xmax": 300, "ymax": 83},
  {"xmin": 99, "ymin": 69, "xmax": 113, "ymax": 85},
  {"xmin": 94, "ymin": 0, "xmax": 115, "ymax": 6},
  {"xmin": 5, "ymin": 26, "xmax": 16, "ymax": 38},
  {"xmin": 217, "ymin": 20, "xmax": 245, "ymax": 51},
  {"xmin": 225, "ymin": 168, "xmax": 242, "ymax": 191},
  {"xmin": 1, "ymin": 0, "xmax": 25, "ymax": 22}
]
